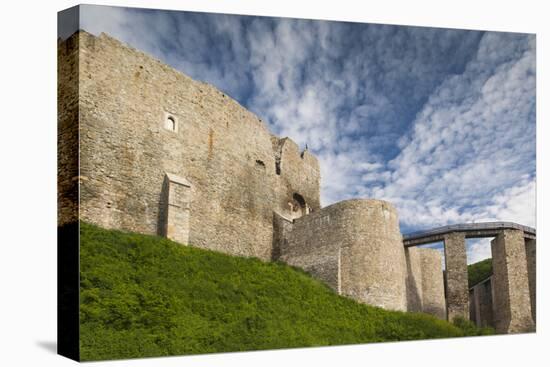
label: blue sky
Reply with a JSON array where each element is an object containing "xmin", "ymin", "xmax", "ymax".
[{"xmin": 70, "ymin": 5, "xmax": 536, "ymax": 264}]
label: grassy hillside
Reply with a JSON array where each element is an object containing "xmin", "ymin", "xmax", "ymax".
[
  {"xmin": 80, "ymin": 222, "xmax": 491, "ymax": 361},
  {"xmin": 467, "ymin": 258, "xmax": 493, "ymax": 288}
]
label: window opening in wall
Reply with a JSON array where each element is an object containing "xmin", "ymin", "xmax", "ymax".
[
  {"xmin": 255, "ymin": 159, "xmax": 265, "ymax": 168},
  {"xmin": 290, "ymin": 193, "xmax": 309, "ymax": 219},
  {"xmin": 275, "ymin": 161, "xmax": 281, "ymax": 175},
  {"xmin": 167, "ymin": 116, "xmax": 176, "ymax": 131},
  {"xmin": 163, "ymin": 113, "xmax": 177, "ymax": 132},
  {"xmin": 293, "ymin": 193, "xmax": 306, "ymax": 208}
]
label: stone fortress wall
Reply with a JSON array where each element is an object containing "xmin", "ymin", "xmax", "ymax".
[
  {"xmin": 58, "ymin": 31, "xmax": 533, "ymax": 328},
  {"xmin": 71, "ymin": 30, "xmax": 320, "ymax": 262},
  {"xmin": 58, "ymin": 34, "xmax": 80, "ymax": 225}
]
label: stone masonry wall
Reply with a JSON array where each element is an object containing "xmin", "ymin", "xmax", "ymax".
[
  {"xmin": 444, "ymin": 232, "xmax": 469, "ymax": 321},
  {"xmin": 469, "ymin": 277, "xmax": 494, "ymax": 328},
  {"xmin": 491, "ymin": 230, "xmax": 535, "ymax": 333},
  {"xmin": 58, "ymin": 34, "xmax": 80, "ymax": 225},
  {"xmin": 162, "ymin": 173, "xmax": 192, "ymax": 244},
  {"xmin": 271, "ymin": 212, "xmax": 294, "ymax": 261},
  {"xmin": 405, "ymin": 247, "xmax": 423, "ymax": 312},
  {"xmin": 277, "ymin": 205, "xmax": 341, "ymax": 293},
  {"xmin": 273, "ymin": 138, "xmax": 320, "ymax": 219},
  {"xmin": 70, "ymin": 31, "xmax": 320, "ymax": 261},
  {"xmin": 405, "ymin": 247, "xmax": 445, "ymax": 318},
  {"xmin": 280, "ymin": 199, "xmax": 407, "ymax": 311},
  {"xmin": 525, "ymin": 238, "xmax": 536, "ymax": 323},
  {"xmin": 419, "ymin": 248, "xmax": 446, "ymax": 319}
]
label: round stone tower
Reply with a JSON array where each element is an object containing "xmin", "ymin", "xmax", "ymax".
[
  {"xmin": 337, "ymin": 199, "xmax": 407, "ymax": 311},
  {"xmin": 276, "ymin": 198, "xmax": 408, "ymax": 312}
]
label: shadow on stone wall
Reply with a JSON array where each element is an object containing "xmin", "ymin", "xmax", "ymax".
[
  {"xmin": 156, "ymin": 176, "xmax": 169, "ymax": 237},
  {"xmin": 405, "ymin": 251, "xmax": 422, "ymax": 312}
]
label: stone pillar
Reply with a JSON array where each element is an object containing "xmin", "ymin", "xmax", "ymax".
[
  {"xmin": 420, "ymin": 248, "xmax": 446, "ymax": 319},
  {"xmin": 491, "ymin": 230, "xmax": 534, "ymax": 333},
  {"xmin": 444, "ymin": 232, "xmax": 469, "ymax": 321},
  {"xmin": 162, "ymin": 173, "xmax": 192, "ymax": 244},
  {"xmin": 525, "ymin": 238, "xmax": 536, "ymax": 324}
]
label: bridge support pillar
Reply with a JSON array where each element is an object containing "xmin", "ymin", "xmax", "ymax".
[
  {"xmin": 525, "ymin": 238, "xmax": 536, "ymax": 324},
  {"xmin": 444, "ymin": 232, "xmax": 469, "ymax": 322},
  {"xmin": 491, "ymin": 230, "xmax": 535, "ymax": 333}
]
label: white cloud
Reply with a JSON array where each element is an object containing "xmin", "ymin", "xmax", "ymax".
[
  {"xmin": 483, "ymin": 178, "xmax": 536, "ymax": 227},
  {"xmin": 367, "ymin": 32, "xmax": 536, "ymax": 230},
  {"xmin": 466, "ymin": 238, "xmax": 493, "ymax": 265}
]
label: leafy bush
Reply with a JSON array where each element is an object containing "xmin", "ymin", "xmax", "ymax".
[
  {"xmin": 79, "ymin": 222, "xmax": 492, "ymax": 361},
  {"xmin": 468, "ymin": 258, "xmax": 493, "ymax": 288}
]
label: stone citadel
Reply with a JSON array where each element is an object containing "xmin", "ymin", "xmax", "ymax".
[{"xmin": 58, "ymin": 31, "xmax": 536, "ymax": 334}]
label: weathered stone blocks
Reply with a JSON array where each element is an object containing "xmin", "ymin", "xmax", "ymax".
[
  {"xmin": 280, "ymin": 199, "xmax": 407, "ymax": 311},
  {"xmin": 405, "ymin": 247, "xmax": 423, "ymax": 312},
  {"xmin": 444, "ymin": 232, "xmax": 469, "ymax": 321},
  {"xmin": 525, "ymin": 238, "xmax": 536, "ymax": 324},
  {"xmin": 405, "ymin": 247, "xmax": 446, "ymax": 318},
  {"xmin": 491, "ymin": 230, "xmax": 535, "ymax": 333},
  {"xmin": 58, "ymin": 33, "xmax": 80, "ymax": 226},
  {"xmin": 72, "ymin": 30, "xmax": 320, "ymax": 261},
  {"xmin": 469, "ymin": 277, "xmax": 494, "ymax": 328},
  {"xmin": 162, "ymin": 173, "xmax": 192, "ymax": 244},
  {"xmin": 419, "ymin": 248, "xmax": 446, "ymax": 319}
]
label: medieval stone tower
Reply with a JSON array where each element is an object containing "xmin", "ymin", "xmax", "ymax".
[{"xmin": 60, "ymin": 30, "xmax": 536, "ymax": 329}]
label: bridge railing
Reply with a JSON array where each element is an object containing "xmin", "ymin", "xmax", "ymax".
[{"xmin": 403, "ymin": 221, "xmax": 536, "ymax": 241}]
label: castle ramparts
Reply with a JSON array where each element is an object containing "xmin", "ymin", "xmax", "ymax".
[{"xmin": 58, "ymin": 31, "xmax": 535, "ymax": 332}]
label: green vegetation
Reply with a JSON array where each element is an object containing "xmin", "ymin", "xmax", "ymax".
[
  {"xmin": 467, "ymin": 258, "xmax": 493, "ymax": 288},
  {"xmin": 452, "ymin": 317, "xmax": 494, "ymax": 336},
  {"xmin": 80, "ymin": 222, "xmax": 492, "ymax": 361}
]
